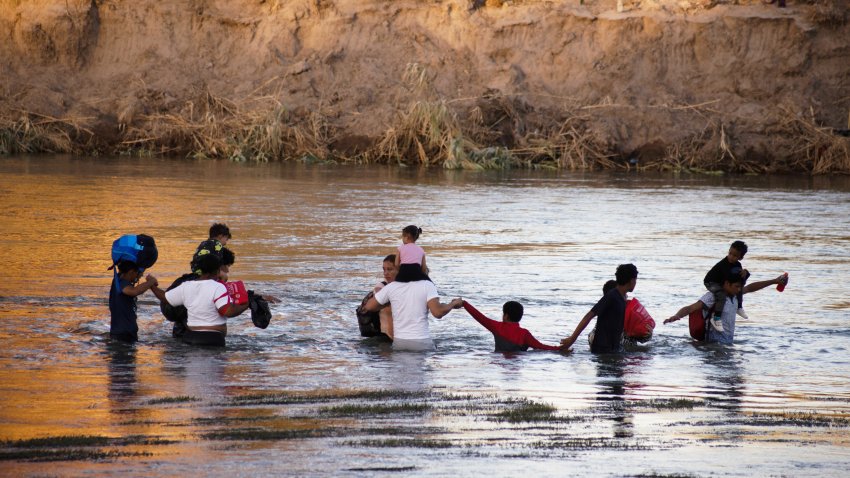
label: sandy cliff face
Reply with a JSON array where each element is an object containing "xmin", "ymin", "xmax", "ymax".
[{"xmin": 1, "ymin": 0, "xmax": 848, "ymax": 171}]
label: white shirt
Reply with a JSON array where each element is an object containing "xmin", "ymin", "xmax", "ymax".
[
  {"xmin": 374, "ymin": 280, "xmax": 439, "ymax": 340},
  {"xmin": 165, "ymin": 279, "xmax": 231, "ymax": 327}
]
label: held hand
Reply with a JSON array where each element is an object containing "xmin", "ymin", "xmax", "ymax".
[
  {"xmin": 776, "ymin": 273, "xmax": 789, "ymax": 285},
  {"xmin": 145, "ymin": 274, "xmax": 158, "ymax": 287},
  {"xmin": 558, "ymin": 344, "xmax": 573, "ymax": 354},
  {"xmin": 664, "ymin": 315, "xmax": 679, "ymax": 324},
  {"xmin": 451, "ymin": 298, "xmax": 463, "ymax": 309}
]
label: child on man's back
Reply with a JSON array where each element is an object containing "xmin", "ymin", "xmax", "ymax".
[
  {"xmin": 704, "ymin": 240, "xmax": 750, "ymax": 332},
  {"xmin": 394, "ymin": 225, "xmax": 430, "ymax": 282}
]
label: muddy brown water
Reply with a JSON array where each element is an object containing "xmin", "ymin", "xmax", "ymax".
[{"xmin": 1, "ymin": 156, "xmax": 850, "ymax": 476}]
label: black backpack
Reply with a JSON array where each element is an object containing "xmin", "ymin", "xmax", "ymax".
[
  {"xmin": 249, "ymin": 292, "xmax": 272, "ymax": 329},
  {"xmin": 355, "ymin": 288, "xmax": 383, "ymax": 337}
]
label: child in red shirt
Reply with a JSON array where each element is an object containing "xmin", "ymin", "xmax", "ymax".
[{"xmin": 463, "ymin": 301, "xmax": 560, "ymax": 352}]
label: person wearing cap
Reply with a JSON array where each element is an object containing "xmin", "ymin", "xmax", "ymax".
[
  {"xmin": 560, "ymin": 264, "xmax": 639, "ymax": 353},
  {"xmin": 109, "ymin": 260, "xmax": 159, "ymax": 343}
]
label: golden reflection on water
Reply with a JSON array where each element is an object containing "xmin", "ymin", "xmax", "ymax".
[{"xmin": 2, "ymin": 156, "xmax": 850, "ymax": 474}]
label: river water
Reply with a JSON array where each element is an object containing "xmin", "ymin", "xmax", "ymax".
[{"xmin": 1, "ymin": 156, "xmax": 849, "ymax": 476}]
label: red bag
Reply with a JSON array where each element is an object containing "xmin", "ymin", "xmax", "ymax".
[
  {"xmin": 688, "ymin": 308, "xmax": 706, "ymax": 341},
  {"xmin": 225, "ymin": 281, "xmax": 249, "ymax": 305},
  {"xmin": 624, "ymin": 298, "xmax": 655, "ymax": 339}
]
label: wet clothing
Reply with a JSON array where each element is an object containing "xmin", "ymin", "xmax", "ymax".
[
  {"xmin": 109, "ymin": 274, "xmax": 138, "ymax": 343},
  {"xmin": 182, "ymin": 329, "xmax": 226, "ymax": 347},
  {"xmin": 702, "ymin": 292, "xmax": 738, "ymax": 345},
  {"xmin": 463, "ymin": 302, "xmax": 559, "ymax": 352},
  {"xmin": 704, "ymin": 257, "xmax": 746, "ymax": 315},
  {"xmin": 165, "ymin": 279, "xmax": 231, "ymax": 328},
  {"xmin": 589, "ymin": 288, "xmax": 627, "ymax": 354},
  {"xmin": 395, "ymin": 263, "xmax": 431, "ymax": 282},
  {"xmin": 392, "ymin": 337, "xmax": 435, "ymax": 351},
  {"xmin": 373, "ymin": 280, "xmax": 438, "ymax": 341},
  {"xmin": 190, "ymin": 239, "xmax": 225, "ymax": 275}
]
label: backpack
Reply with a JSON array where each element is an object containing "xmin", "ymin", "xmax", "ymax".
[
  {"xmin": 249, "ymin": 292, "xmax": 272, "ymax": 329},
  {"xmin": 355, "ymin": 289, "xmax": 383, "ymax": 337},
  {"xmin": 689, "ymin": 303, "xmax": 715, "ymax": 341},
  {"xmin": 111, "ymin": 234, "xmax": 158, "ymax": 271},
  {"xmin": 160, "ymin": 273, "xmax": 197, "ymax": 323}
]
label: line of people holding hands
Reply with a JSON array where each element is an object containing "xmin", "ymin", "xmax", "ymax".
[{"xmin": 110, "ymin": 223, "xmax": 788, "ymax": 351}]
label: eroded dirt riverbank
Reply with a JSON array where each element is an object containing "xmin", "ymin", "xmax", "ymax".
[{"xmin": 2, "ymin": 0, "xmax": 850, "ymax": 172}]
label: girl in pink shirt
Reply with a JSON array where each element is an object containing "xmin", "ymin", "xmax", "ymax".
[{"xmin": 394, "ymin": 225, "xmax": 430, "ymax": 282}]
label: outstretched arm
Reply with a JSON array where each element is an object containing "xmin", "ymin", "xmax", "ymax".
[
  {"xmin": 743, "ymin": 274, "xmax": 787, "ymax": 294},
  {"xmin": 525, "ymin": 332, "xmax": 561, "ymax": 351},
  {"xmin": 559, "ymin": 309, "xmax": 596, "ymax": 350},
  {"xmin": 363, "ymin": 296, "xmax": 385, "ymax": 313},
  {"xmin": 462, "ymin": 301, "xmax": 501, "ymax": 334},
  {"xmin": 428, "ymin": 297, "xmax": 463, "ymax": 319},
  {"xmin": 121, "ymin": 275, "xmax": 158, "ymax": 297},
  {"xmin": 151, "ymin": 285, "xmax": 168, "ymax": 304},
  {"xmin": 665, "ymin": 300, "xmax": 704, "ymax": 324}
]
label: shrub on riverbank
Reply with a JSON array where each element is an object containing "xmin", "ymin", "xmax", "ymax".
[{"xmin": 2, "ymin": 90, "xmax": 848, "ymax": 174}]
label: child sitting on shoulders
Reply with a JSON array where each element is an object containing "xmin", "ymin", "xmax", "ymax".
[
  {"xmin": 394, "ymin": 225, "xmax": 430, "ymax": 282},
  {"xmin": 704, "ymin": 240, "xmax": 750, "ymax": 333},
  {"xmin": 109, "ymin": 260, "xmax": 159, "ymax": 343},
  {"xmin": 463, "ymin": 300, "xmax": 561, "ymax": 352}
]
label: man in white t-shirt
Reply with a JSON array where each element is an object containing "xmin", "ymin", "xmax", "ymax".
[
  {"xmin": 363, "ymin": 279, "xmax": 462, "ymax": 351},
  {"xmin": 153, "ymin": 254, "xmax": 250, "ymax": 338}
]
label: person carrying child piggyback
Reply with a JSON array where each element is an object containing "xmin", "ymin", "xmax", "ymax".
[
  {"xmin": 394, "ymin": 225, "xmax": 430, "ymax": 282},
  {"xmin": 704, "ymin": 240, "xmax": 749, "ymax": 333}
]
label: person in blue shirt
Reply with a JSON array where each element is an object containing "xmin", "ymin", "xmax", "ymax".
[{"xmin": 109, "ymin": 260, "xmax": 159, "ymax": 343}]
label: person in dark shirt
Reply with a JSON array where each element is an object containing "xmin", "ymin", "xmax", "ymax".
[
  {"xmin": 109, "ymin": 260, "xmax": 159, "ymax": 343},
  {"xmin": 560, "ymin": 264, "xmax": 639, "ymax": 354},
  {"xmin": 704, "ymin": 240, "xmax": 750, "ymax": 332},
  {"xmin": 190, "ymin": 223, "xmax": 231, "ymax": 275},
  {"xmin": 462, "ymin": 300, "xmax": 560, "ymax": 352}
]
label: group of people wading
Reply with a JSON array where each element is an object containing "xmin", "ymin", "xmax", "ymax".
[
  {"xmin": 356, "ymin": 229, "xmax": 789, "ymax": 353},
  {"xmin": 109, "ymin": 223, "xmax": 788, "ymax": 351}
]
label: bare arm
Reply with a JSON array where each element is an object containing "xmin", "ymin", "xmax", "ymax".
[
  {"xmin": 121, "ymin": 275, "xmax": 158, "ymax": 297},
  {"xmin": 559, "ymin": 309, "xmax": 596, "ymax": 350},
  {"xmin": 428, "ymin": 297, "xmax": 463, "ymax": 319},
  {"xmin": 743, "ymin": 274, "xmax": 786, "ymax": 294},
  {"xmin": 219, "ymin": 302, "xmax": 250, "ymax": 318},
  {"xmin": 665, "ymin": 300, "xmax": 705, "ymax": 324},
  {"xmin": 421, "ymin": 255, "xmax": 429, "ymax": 274},
  {"xmin": 150, "ymin": 285, "xmax": 168, "ymax": 304},
  {"xmin": 364, "ymin": 296, "xmax": 385, "ymax": 313}
]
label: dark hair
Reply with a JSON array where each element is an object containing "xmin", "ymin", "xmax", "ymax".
[
  {"xmin": 383, "ymin": 254, "xmax": 396, "ymax": 263},
  {"xmin": 116, "ymin": 260, "xmax": 139, "ymax": 275},
  {"xmin": 725, "ymin": 271, "xmax": 744, "ymax": 285},
  {"xmin": 502, "ymin": 301, "xmax": 524, "ymax": 322},
  {"xmin": 221, "ymin": 247, "xmax": 235, "ymax": 266},
  {"xmin": 603, "ymin": 279, "xmax": 617, "ymax": 295},
  {"xmin": 402, "ymin": 225, "xmax": 422, "ymax": 241},
  {"xmin": 731, "ymin": 240, "xmax": 748, "ymax": 258},
  {"xmin": 615, "ymin": 264, "xmax": 638, "ymax": 285},
  {"xmin": 197, "ymin": 253, "xmax": 222, "ymax": 276},
  {"xmin": 209, "ymin": 223, "xmax": 231, "ymax": 240}
]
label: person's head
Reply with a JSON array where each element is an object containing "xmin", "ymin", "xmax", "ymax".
[
  {"xmin": 219, "ymin": 247, "xmax": 235, "ymax": 281},
  {"xmin": 502, "ymin": 301, "xmax": 524, "ymax": 323},
  {"xmin": 209, "ymin": 223, "xmax": 232, "ymax": 245},
  {"xmin": 602, "ymin": 279, "xmax": 617, "ymax": 296},
  {"xmin": 402, "ymin": 225, "xmax": 422, "ymax": 244},
  {"xmin": 727, "ymin": 240, "xmax": 748, "ymax": 262},
  {"xmin": 722, "ymin": 271, "xmax": 744, "ymax": 296},
  {"xmin": 382, "ymin": 254, "xmax": 398, "ymax": 283},
  {"xmin": 116, "ymin": 260, "xmax": 141, "ymax": 281},
  {"xmin": 615, "ymin": 263, "xmax": 639, "ymax": 292},
  {"xmin": 197, "ymin": 253, "xmax": 222, "ymax": 278}
]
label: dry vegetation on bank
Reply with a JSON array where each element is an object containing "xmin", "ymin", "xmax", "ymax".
[
  {"xmin": 1, "ymin": 0, "xmax": 849, "ymax": 174},
  {"xmin": 3, "ymin": 84, "xmax": 848, "ymax": 174}
]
